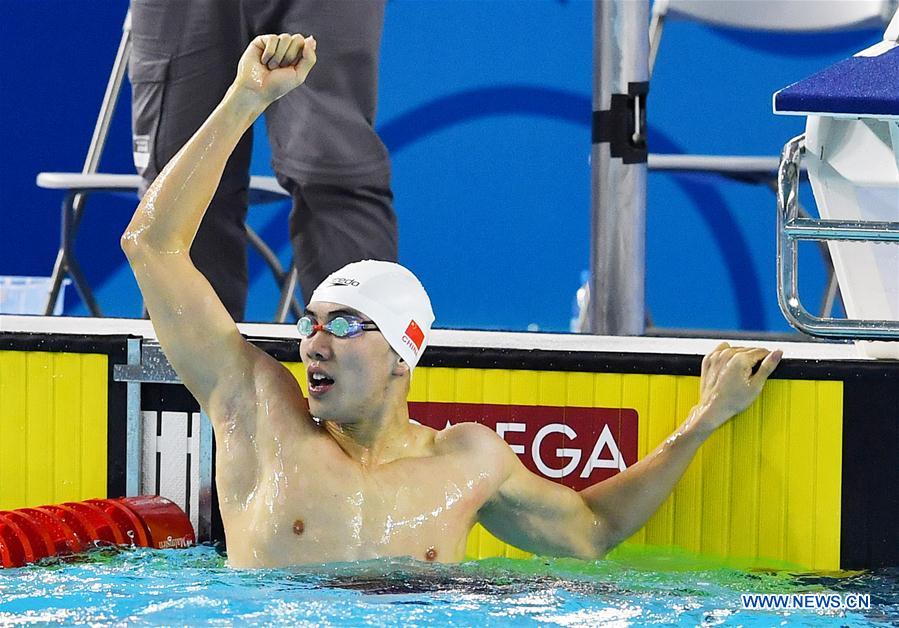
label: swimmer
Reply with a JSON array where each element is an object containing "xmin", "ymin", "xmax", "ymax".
[{"xmin": 122, "ymin": 34, "xmax": 783, "ymax": 567}]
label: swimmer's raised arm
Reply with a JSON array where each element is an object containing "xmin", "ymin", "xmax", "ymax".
[
  {"xmin": 121, "ymin": 34, "xmax": 316, "ymax": 411},
  {"xmin": 477, "ymin": 343, "xmax": 782, "ymax": 559}
]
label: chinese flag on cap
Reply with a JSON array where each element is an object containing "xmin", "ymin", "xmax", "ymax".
[{"xmin": 405, "ymin": 319, "xmax": 425, "ymax": 349}]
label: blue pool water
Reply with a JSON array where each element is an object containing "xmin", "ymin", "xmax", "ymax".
[{"xmin": 0, "ymin": 546, "xmax": 896, "ymax": 626}]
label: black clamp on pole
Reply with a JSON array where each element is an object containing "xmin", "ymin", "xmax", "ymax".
[{"xmin": 593, "ymin": 81, "xmax": 648, "ymax": 164}]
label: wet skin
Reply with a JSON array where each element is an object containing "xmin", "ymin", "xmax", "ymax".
[
  {"xmin": 214, "ymin": 301, "xmax": 507, "ymax": 567},
  {"xmin": 216, "ymin": 417, "xmax": 500, "ymax": 566}
]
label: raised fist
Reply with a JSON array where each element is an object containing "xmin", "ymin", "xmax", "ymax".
[{"xmin": 233, "ymin": 33, "xmax": 317, "ymax": 105}]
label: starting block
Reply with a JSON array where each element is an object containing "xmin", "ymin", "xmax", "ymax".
[{"xmin": 774, "ymin": 11, "xmax": 899, "ymax": 356}]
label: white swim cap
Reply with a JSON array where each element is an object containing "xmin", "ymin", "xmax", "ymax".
[{"xmin": 307, "ymin": 260, "xmax": 435, "ymax": 369}]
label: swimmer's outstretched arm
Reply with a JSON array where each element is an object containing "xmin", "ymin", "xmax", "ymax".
[
  {"xmin": 477, "ymin": 343, "xmax": 782, "ymax": 559},
  {"xmin": 122, "ymin": 36, "xmax": 315, "ymax": 414}
]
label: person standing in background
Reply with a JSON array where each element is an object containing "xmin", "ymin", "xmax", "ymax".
[{"xmin": 130, "ymin": 0, "xmax": 398, "ymax": 320}]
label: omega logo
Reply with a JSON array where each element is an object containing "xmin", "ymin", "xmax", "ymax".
[{"xmin": 408, "ymin": 402, "xmax": 638, "ymax": 490}]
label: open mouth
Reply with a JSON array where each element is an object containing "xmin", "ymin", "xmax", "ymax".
[{"xmin": 308, "ymin": 371, "xmax": 335, "ymax": 396}]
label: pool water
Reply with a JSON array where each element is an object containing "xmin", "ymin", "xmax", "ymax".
[{"xmin": 0, "ymin": 545, "xmax": 895, "ymax": 626}]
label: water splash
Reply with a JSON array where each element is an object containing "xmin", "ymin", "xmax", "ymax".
[{"xmin": 0, "ymin": 546, "xmax": 894, "ymax": 627}]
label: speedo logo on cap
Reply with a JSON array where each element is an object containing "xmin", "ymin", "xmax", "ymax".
[
  {"xmin": 329, "ymin": 277, "xmax": 360, "ymax": 287},
  {"xmin": 402, "ymin": 319, "xmax": 425, "ymax": 355}
]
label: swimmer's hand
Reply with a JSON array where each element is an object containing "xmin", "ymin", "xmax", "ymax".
[
  {"xmin": 232, "ymin": 33, "xmax": 317, "ymax": 105},
  {"xmin": 689, "ymin": 343, "xmax": 782, "ymax": 436}
]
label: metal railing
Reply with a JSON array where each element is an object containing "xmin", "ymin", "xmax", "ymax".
[{"xmin": 777, "ymin": 134, "xmax": 899, "ymax": 339}]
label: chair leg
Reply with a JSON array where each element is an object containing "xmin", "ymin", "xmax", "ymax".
[
  {"xmin": 63, "ymin": 192, "xmax": 102, "ymax": 317},
  {"xmin": 45, "ymin": 191, "xmax": 102, "ymax": 317},
  {"xmin": 797, "ymin": 203, "xmax": 846, "ymax": 318},
  {"xmin": 43, "ymin": 248, "xmax": 68, "ymax": 316},
  {"xmin": 245, "ymin": 225, "xmax": 286, "ymax": 281},
  {"xmin": 66, "ymin": 257, "xmax": 102, "ymax": 317},
  {"xmin": 275, "ymin": 265, "xmax": 300, "ymax": 323},
  {"xmin": 820, "ymin": 266, "xmax": 840, "ymax": 318},
  {"xmin": 245, "ymin": 224, "xmax": 303, "ymax": 322}
]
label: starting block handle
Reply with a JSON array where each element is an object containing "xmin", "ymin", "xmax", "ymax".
[{"xmin": 776, "ymin": 134, "xmax": 899, "ymax": 340}]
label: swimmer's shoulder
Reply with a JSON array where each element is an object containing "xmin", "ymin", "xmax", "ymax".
[{"xmin": 433, "ymin": 421, "xmax": 513, "ymax": 460}]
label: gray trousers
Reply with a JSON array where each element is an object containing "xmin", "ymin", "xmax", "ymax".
[{"xmin": 130, "ymin": 0, "xmax": 398, "ymax": 320}]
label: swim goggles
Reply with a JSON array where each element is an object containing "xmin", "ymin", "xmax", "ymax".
[{"xmin": 297, "ymin": 315, "xmax": 379, "ymax": 339}]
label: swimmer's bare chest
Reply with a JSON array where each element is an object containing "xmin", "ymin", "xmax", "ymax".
[{"xmin": 218, "ymin": 437, "xmax": 496, "ymax": 568}]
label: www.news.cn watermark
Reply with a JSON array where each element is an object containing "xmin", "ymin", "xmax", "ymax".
[{"xmin": 741, "ymin": 593, "xmax": 871, "ymax": 611}]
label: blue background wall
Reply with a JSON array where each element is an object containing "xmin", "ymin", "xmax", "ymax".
[{"xmin": 0, "ymin": 0, "xmax": 881, "ymax": 332}]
